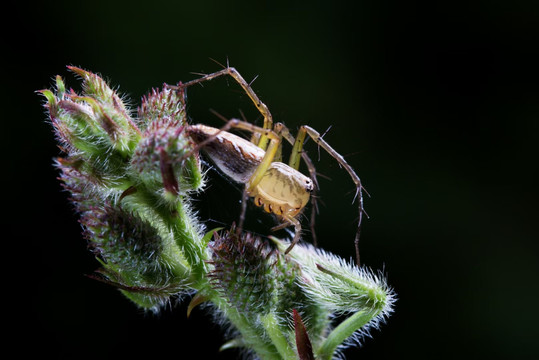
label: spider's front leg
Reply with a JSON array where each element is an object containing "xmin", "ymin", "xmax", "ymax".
[
  {"xmin": 297, "ymin": 125, "xmax": 366, "ymax": 266},
  {"xmin": 169, "ymin": 67, "xmax": 275, "ymax": 149},
  {"xmin": 274, "ymin": 122, "xmax": 320, "ymax": 247},
  {"xmin": 274, "ymin": 215, "xmax": 302, "ymax": 254}
]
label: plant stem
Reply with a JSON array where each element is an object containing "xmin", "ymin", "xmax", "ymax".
[
  {"xmin": 211, "ymin": 298, "xmax": 284, "ymax": 360},
  {"xmin": 317, "ymin": 310, "xmax": 377, "ymax": 360},
  {"xmin": 262, "ymin": 313, "xmax": 297, "ymax": 359}
]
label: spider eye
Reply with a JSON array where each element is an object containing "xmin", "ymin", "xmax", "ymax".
[{"xmin": 305, "ymin": 179, "xmax": 314, "ymax": 192}]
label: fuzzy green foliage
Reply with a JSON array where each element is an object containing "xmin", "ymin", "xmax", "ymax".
[{"xmin": 40, "ymin": 67, "xmax": 395, "ymax": 359}]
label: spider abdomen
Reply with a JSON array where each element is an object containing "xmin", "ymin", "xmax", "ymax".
[
  {"xmin": 187, "ymin": 124, "xmax": 265, "ymax": 183},
  {"xmin": 250, "ymin": 162, "xmax": 313, "ymax": 217}
]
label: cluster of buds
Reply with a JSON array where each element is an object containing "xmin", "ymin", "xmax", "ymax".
[
  {"xmin": 40, "ymin": 67, "xmax": 204, "ymax": 309},
  {"xmin": 40, "ymin": 67, "xmax": 394, "ymax": 359}
]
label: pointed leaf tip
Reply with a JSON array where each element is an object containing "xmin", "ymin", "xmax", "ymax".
[
  {"xmin": 55, "ymin": 75, "xmax": 66, "ymax": 97},
  {"xmin": 67, "ymin": 65, "xmax": 89, "ymax": 77},
  {"xmin": 187, "ymin": 292, "xmax": 208, "ymax": 318},
  {"xmin": 219, "ymin": 338, "xmax": 245, "ymax": 352},
  {"xmin": 37, "ymin": 89, "xmax": 56, "ymax": 105}
]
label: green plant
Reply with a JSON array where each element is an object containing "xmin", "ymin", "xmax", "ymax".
[{"xmin": 39, "ymin": 67, "xmax": 395, "ymax": 359}]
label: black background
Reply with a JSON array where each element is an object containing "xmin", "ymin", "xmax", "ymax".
[{"xmin": 8, "ymin": 1, "xmax": 539, "ymax": 359}]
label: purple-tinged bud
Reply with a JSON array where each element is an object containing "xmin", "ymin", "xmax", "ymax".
[
  {"xmin": 40, "ymin": 70, "xmax": 142, "ymax": 186},
  {"xmin": 68, "ymin": 66, "xmax": 141, "ymax": 153},
  {"xmin": 138, "ymin": 86, "xmax": 186, "ymax": 130},
  {"xmin": 131, "ymin": 87, "xmax": 203, "ymax": 196},
  {"xmin": 46, "ymin": 67, "xmax": 141, "ymax": 153},
  {"xmin": 209, "ymin": 229, "xmax": 277, "ymax": 315},
  {"xmin": 69, "ymin": 95, "xmax": 122, "ymax": 141},
  {"xmin": 80, "ymin": 203, "xmax": 191, "ymax": 311},
  {"xmin": 68, "ymin": 66, "xmax": 133, "ymax": 124},
  {"xmin": 82, "ymin": 205, "xmax": 164, "ymax": 273},
  {"xmin": 56, "ymin": 156, "xmax": 104, "ymax": 213}
]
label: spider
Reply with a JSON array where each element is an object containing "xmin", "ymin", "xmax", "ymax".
[{"xmin": 167, "ymin": 67, "xmax": 366, "ymax": 265}]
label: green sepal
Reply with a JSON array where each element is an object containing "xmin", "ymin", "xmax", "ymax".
[{"xmin": 202, "ymin": 227, "xmax": 223, "ymax": 246}]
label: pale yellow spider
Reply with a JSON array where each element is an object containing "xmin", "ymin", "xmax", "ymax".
[{"xmin": 167, "ymin": 67, "xmax": 365, "ymax": 264}]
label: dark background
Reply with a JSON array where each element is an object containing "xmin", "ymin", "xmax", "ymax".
[{"xmin": 8, "ymin": 0, "xmax": 538, "ymax": 359}]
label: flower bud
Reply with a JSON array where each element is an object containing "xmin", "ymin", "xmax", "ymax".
[
  {"xmin": 131, "ymin": 87, "xmax": 203, "ymax": 197},
  {"xmin": 68, "ymin": 66, "xmax": 141, "ymax": 151},
  {"xmin": 40, "ymin": 68, "xmax": 141, "ymax": 186},
  {"xmin": 209, "ymin": 229, "xmax": 277, "ymax": 316},
  {"xmin": 138, "ymin": 86, "xmax": 187, "ymax": 129},
  {"xmin": 292, "ymin": 243, "xmax": 396, "ymax": 346},
  {"xmin": 83, "ymin": 203, "xmax": 192, "ymax": 309}
]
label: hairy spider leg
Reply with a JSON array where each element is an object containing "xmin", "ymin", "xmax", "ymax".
[
  {"xmin": 238, "ymin": 124, "xmax": 287, "ymax": 234},
  {"xmin": 298, "ymin": 125, "xmax": 366, "ymax": 266},
  {"xmin": 279, "ymin": 216, "xmax": 302, "ymax": 254},
  {"xmin": 237, "ymin": 187, "xmax": 249, "ymax": 235},
  {"xmin": 274, "ymin": 122, "xmax": 320, "ymax": 247},
  {"xmin": 175, "ymin": 67, "xmax": 274, "ymax": 150},
  {"xmin": 236, "ymin": 121, "xmax": 285, "ymax": 235}
]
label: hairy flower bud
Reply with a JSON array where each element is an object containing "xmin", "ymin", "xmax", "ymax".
[
  {"xmin": 291, "ymin": 243, "xmax": 396, "ymax": 353},
  {"xmin": 138, "ymin": 86, "xmax": 187, "ymax": 128},
  {"xmin": 41, "ymin": 67, "xmax": 205, "ymax": 311},
  {"xmin": 130, "ymin": 86, "xmax": 203, "ymax": 199},
  {"xmin": 69, "ymin": 66, "xmax": 140, "ymax": 148},
  {"xmin": 83, "ymin": 204, "xmax": 192, "ymax": 309},
  {"xmin": 209, "ymin": 228, "xmax": 277, "ymax": 315},
  {"xmin": 131, "ymin": 116, "xmax": 202, "ymax": 197},
  {"xmin": 40, "ymin": 69, "xmax": 141, "ymax": 189},
  {"xmin": 293, "ymin": 244, "xmax": 395, "ymax": 317}
]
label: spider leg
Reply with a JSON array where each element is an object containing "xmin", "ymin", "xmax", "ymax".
[
  {"xmin": 278, "ymin": 215, "xmax": 302, "ymax": 254},
  {"xmin": 166, "ymin": 67, "xmax": 274, "ymax": 149},
  {"xmin": 299, "ymin": 125, "xmax": 365, "ymax": 266},
  {"xmin": 274, "ymin": 122, "xmax": 320, "ymax": 247},
  {"xmin": 236, "ymin": 187, "xmax": 249, "ymax": 236}
]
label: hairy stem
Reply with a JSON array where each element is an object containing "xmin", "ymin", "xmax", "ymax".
[
  {"xmin": 317, "ymin": 310, "xmax": 377, "ymax": 360},
  {"xmin": 262, "ymin": 313, "xmax": 297, "ymax": 359}
]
